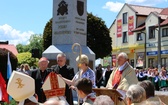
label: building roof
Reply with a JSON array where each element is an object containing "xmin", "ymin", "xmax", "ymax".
[
  {"xmin": 160, "ymin": 8, "xmax": 168, "ymax": 15},
  {"xmin": 159, "ymin": 15, "xmax": 168, "ymax": 20},
  {"xmin": 160, "ymin": 18, "xmax": 168, "ymax": 26},
  {"xmin": 129, "ymin": 4, "xmax": 163, "ymax": 16},
  {"xmin": 0, "ymin": 44, "xmax": 18, "ymax": 56},
  {"xmin": 132, "ymin": 25, "xmax": 145, "ymax": 32}
]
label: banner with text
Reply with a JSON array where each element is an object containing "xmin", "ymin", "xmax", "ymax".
[
  {"xmin": 128, "ymin": 16, "xmax": 134, "ymax": 35},
  {"xmin": 117, "ymin": 19, "xmax": 122, "ymax": 37}
]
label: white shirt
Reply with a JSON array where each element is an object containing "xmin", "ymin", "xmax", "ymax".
[{"xmin": 118, "ymin": 62, "xmax": 127, "ymax": 71}]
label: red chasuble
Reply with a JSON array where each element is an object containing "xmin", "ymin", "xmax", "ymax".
[{"xmin": 112, "ymin": 70, "xmax": 123, "ymax": 87}]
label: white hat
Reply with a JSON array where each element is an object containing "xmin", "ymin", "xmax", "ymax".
[
  {"xmin": 42, "ymin": 72, "xmax": 66, "ymax": 99},
  {"xmin": 7, "ymin": 71, "xmax": 36, "ymax": 103}
]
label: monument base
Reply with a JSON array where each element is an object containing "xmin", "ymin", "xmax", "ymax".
[{"xmin": 42, "ymin": 44, "xmax": 95, "ymax": 73}]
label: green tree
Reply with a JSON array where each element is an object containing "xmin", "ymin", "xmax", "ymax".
[
  {"xmin": 16, "ymin": 44, "xmax": 29, "ymax": 53},
  {"xmin": 16, "ymin": 34, "xmax": 43, "ymax": 58},
  {"xmin": 29, "ymin": 34, "xmax": 43, "ymax": 58},
  {"xmin": 43, "ymin": 13, "xmax": 112, "ymax": 59},
  {"xmin": 43, "ymin": 19, "xmax": 52, "ymax": 50},
  {"xmin": 17, "ymin": 52, "xmax": 39, "ymax": 67},
  {"xmin": 87, "ymin": 13, "xmax": 112, "ymax": 58}
]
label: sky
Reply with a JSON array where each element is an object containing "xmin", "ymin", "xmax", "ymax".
[{"xmin": 0, "ymin": 0, "xmax": 168, "ymax": 45}]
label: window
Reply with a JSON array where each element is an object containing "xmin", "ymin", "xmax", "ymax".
[
  {"xmin": 137, "ymin": 33, "xmax": 143, "ymax": 41},
  {"xmin": 162, "ymin": 28, "xmax": 168, "ymax": 37},
  {"xmin": 148, "ymin": 58, "xmax": 154, "ymax": 68},
  {"xmin": 149, "ymin": 26, "xmax": 155, "ymax": 39},
  {"xmin": 161, "ymin": 58, "xmax": 167, "ymax": 67},
  {"xmin": 123, "ymin": 13, "xmax": 127, "ymax": 24},
  {"xmin": 123, "ymin": 32, "xmax": 127, "ymax": 43}
]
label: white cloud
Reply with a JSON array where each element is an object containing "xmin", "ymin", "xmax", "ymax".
[
  {"xmin": 103, "ymin": 0, "xmax": 167, "ymax": 12},
  {"xmin": 125, "ymin": 0, "xmax": 146, "ymax": 3},
  {"xmin": 125, "ymin": 0, "xmax": 166, "ymax": 6},
  {"xmin": 102, "ymin": 2, "xmax": 124, "ymax": 12},
  {"xmin": 0, "ymin": 24, "xmax": 34, "ymax": 45}
]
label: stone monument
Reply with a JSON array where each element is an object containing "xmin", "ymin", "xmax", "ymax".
[{"xmin": 43, "ymin": 0, "xmax": 95, "ymax": 73}]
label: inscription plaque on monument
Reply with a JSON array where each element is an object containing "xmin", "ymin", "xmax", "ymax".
[{"xmin": 53, "ymin": 0, "xmax": 87, "ymax": 46}]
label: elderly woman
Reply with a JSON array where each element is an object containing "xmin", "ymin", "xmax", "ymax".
[
  {"xmin": 60, "ymin": 54, "xmax": 96, "ymax": 88},
  {"xmin": 126, "ymin": 84, "xmax": 146, "ymax": 105}
]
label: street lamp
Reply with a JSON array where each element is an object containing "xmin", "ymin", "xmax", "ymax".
[{"xmin": 158, "ymin": 16, "xmax": 161, "ymax": 72}]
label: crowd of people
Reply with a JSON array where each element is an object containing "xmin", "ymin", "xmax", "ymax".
[
  {"xmin": 135, "ymin": 66, "xmax": 168, "ymax": 91},
  {"xmin": 1, "ymin": 52, "xmax": 167, "ymax": 105}
]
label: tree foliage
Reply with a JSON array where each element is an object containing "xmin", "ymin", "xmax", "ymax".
[
  {"xmin": 43, "ymin": 13, "xmax": 112, "ymax": 59},
  {"xmin": 16, "ymin": 44, "xmax": 29, "ymax": 53},
  {"xmin": 87, "ymin": 13, "xmax": 112, "ymax": 58},
  {"xmin": 43, "ymin": 19, "xmax": 52, "ymax": 50},
  {"xmin": 16, "ymin": 34, "xmax": 43, "ymax": 58},
  {"xmin": 17, "ymin": 52, "xmax": 39, "ymax": 67}
]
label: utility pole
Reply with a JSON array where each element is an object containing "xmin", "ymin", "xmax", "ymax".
[{"xmin": 158, "ymin": 16, "xmax": 161, "ymax": 72}]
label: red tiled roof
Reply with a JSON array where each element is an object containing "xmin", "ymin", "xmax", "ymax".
[
  {"xmin": 160, "ymin": 8, "xmax": 168, "ymax": 15},
  {"xmin": 0, "ymin": 44, "xmax": 18, "ymax": 56},
  {"xmin": 132, "ymin": 25, "xmax": 145, "ymax": 32},
  {"xmin": 155, "ymin": 18, "xmax": 168, "ymax": 27},
  {"xmin": 129, "ymin": 4, "xmax": 163, "ymax": 16},
  {"xmin": 160, "ymin": 18, "xmax": 168, "ymax": 26}
]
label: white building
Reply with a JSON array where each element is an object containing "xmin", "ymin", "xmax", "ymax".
[{"xmin": 110, "ymin": 3, "xmax": 168, "ymax": 68}]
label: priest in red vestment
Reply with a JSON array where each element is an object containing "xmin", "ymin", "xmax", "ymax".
[{"xmin": 106, "ymin": 52, "xmax": 138, "ymax": 91}]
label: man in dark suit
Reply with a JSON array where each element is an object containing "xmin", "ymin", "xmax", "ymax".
[
  {"xmin": 51, "ymin": 53, "xmax": 75, "ymax": 105},
  {"xmin": 31, "ymin": 57, "xmax": 51, "ymax": 103}
]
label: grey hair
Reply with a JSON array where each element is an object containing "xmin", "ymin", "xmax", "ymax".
[
  {"xmin": 93, "ymin": 95, "xmax": 114, "ymax": 105},
  {"xmin": 44, "ymin": 97, "xmax": 66, "ymax": 105},
  {"xmin": 57, "ymin": 53, "xmax": 66, "ymax": 59},
  {"xmin": 118, "ymin": 52, "xmax": 128, "ymax": 60},
  {"xmin": 126, "ymin": 84, "xmax": 146, "ymax": 103}
]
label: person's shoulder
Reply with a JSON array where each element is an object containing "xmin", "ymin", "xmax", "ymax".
[
  {"xmin": 31, "ymin": 69, "xmax": 39, "ymax": 72},
  {"xmin": 83, "ymin": 102, "xmax": 92, "ymax": 105},
  {"xmin": 66, "ymin": 65, "xmax": 74, "ymax": 70},
  {"xmin": 88, "ymin": 68, "xmax": 94, "ymax": 72},
  {"xmin": 30, "ymin": 69, "xmax": 39, "ymax": 75},
  {"xmin": 46, "ymin": 68, "xmax": 52, "ymax": 72},
  {"xmin": 50, "ymin": 64, "xmax": 57, "ymax": 68}
]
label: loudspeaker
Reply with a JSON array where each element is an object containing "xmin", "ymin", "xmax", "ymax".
[{"xmin": 31, "ymin": 49, "xmax": 39, "ymax": 58}]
